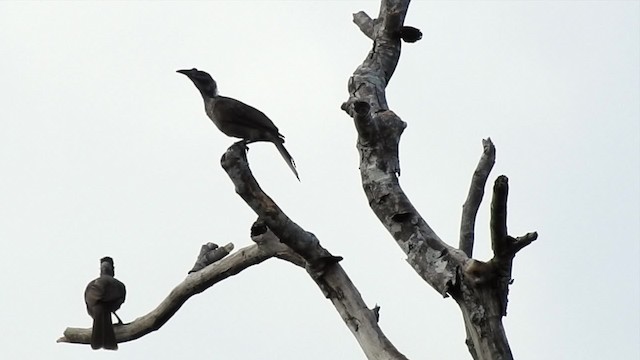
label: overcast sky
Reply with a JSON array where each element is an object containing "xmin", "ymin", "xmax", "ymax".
[{"xmin": 0, "ymin": 1, "xmax": 638, "ymax": 359}]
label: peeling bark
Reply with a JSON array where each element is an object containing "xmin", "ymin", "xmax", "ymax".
[
  {"xmin": 60, "ymin": 1, "xmax": 537, "ymax": 359},
  {"xmin": 343, "ymin": 1, "xmax": 537, "ymax": 359}
]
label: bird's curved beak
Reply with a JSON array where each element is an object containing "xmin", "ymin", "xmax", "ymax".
[{"xmin": 176, "ymin": 69, "xmax": 189, "ymax": 75}]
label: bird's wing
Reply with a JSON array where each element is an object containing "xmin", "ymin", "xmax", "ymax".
[
  {"xmin": 84, "ymin": 278, "xmax": 105, "ymax": 307},
  {"xmin": 85, "ymin": 276, "xmax": 125, "ymax": 305},
  {"xmin": 101, "ymin": 277, "xmax": 126, "ymax": 304},
  {"xmin": 215, "ymin": 96, "xmax": 282, "ymax": 136}
]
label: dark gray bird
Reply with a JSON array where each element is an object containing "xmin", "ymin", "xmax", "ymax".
[
  {"xmin": 177, "ymin": 68, "xmax": 299, "ymax": 180},
  {"xmin": 84, "ymin": 257, "xmax": 126, "ymax": 350}
]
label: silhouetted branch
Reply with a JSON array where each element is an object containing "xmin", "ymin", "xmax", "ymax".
[
  {"xmin": 221, "ymin": 142, "xmax": 408, "ymax": 360},
  {"xmin": 486, "ymin": 176, "xmax": 538, "ymax": 317},
  {"xmin": 512, "ymin": 232, "xmax": 538, "ymax": 254},
  {"xmin": 490, "ymin": 175, "xmax": 511, "ymax": 258},
  {"xmin": 221, "ymin": 142, "xmax": 342, "ymax": 275}
]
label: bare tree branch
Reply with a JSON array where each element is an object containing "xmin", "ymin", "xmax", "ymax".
[
  {"xmin": 490, "ymin": 175, "xmax": 510, "ymax": 257},
  {"xmin": 189, "ymin": 242, "xmax": 233, "ymax": 273},
  {"xmin": 250, "ymin": 220, "xmax": 307, "ymax": 267},
  {"xmin": 489, "ymin": 176, "xmax": 538, "ymax": 262},
  {"xmin": 58, "ymin": 241, "xmax": 298, "ymax": 346},
  {"xmin": 343, "ymin": 1, "xmax": 537, "ymax": 359},
  {"xmin": 459, "ymin": 138, "xmax": 496, "ymax": 257},
  {"xmin": 220, "ymin": 142, "xmax": 408, "ymax": 360},
  {"xmin": 353, "ymin": 11, "xmax": 377, "ymax": 40},
  {"xmin": 487, "ymin": 175, "xmax": 538, "ymax": 316},
  {"xmin": 342, "ymin": 0, "xmax": 464, "ymax": 297},
  {"xmin": 220, "ymin": 142, "xmax": 343, "ymax": 274},
  {"xmin": 60, "ymin": 3, "xmax": 538, "ymax": 359},
  {"xmin": 512, "ymin": 232, "xmax": 538, "ymax": 254},
  {"xmin": 454, "ymin": 177, "xmax": 538, "ymax": 358}
]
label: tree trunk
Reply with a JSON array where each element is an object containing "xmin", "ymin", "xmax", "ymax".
[{"xmin": 342, "ymin": 1, "xmax": 538, "ymax": 358}]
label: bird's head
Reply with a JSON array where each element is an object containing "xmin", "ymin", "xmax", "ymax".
[
  {"xmin": 100, "ymin": 256, "xmax": 115, "ymax": 276},
  {"xmin": 177, "ymin": 68, "xmax": 218, "ymax": 98}
]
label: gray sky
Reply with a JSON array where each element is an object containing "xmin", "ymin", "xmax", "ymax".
[{"xmin": 0, "ymin": 1, "xmax": 638, "ymax": 359}]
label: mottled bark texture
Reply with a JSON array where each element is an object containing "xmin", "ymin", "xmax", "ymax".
[
  {"xmin": 61, "ymin": 1, "xmax": 536, "ymax": 358},
  {"xmin": 341, "ymin": 1, "xmax": 537, "ymax": 359},
  {"xmin": 221, "ymin": 142, "xmax": 408, "ymax": 360}
]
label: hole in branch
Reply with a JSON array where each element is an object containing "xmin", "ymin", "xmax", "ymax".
[{"xmin": 391, "ymin": 212, "xmax": 412, "ymax": 223}]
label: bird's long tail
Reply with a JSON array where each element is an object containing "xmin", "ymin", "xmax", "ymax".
[
  {"xmin": 91, "ymin": 308, "xmax": 118, "ymax": 350},
  {"xmin": 274, "ymin": 140, "xmax": 299, "ymax": 180}
]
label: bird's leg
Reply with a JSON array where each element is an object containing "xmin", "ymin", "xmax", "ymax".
[
  {"xmin": 235, "ymin": 140, "xmax": 251, "ymax": 152},
  {"xmin": 113, "ymin": 311, "xmax": 124, "ymax": 325}
]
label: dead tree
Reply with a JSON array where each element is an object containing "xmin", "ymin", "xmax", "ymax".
[
  {"xmin": 341, "ymin": 1, "xmax": 537, "ymax": 358},
  {"xmin": 59, "ymin": 1, "xmax": 536, "ymax": 359}
]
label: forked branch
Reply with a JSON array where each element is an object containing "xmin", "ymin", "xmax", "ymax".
[
  {"xmin": 343, "ymin": 1, "xmax": 537, "ymax": 359},
  {"xmin": 58, "ymin": 241, "xmax": 298, "ymax": 346},
  {"xmin": 221, "ymin": 142, "xmax": 408, "ymax": 360}
]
